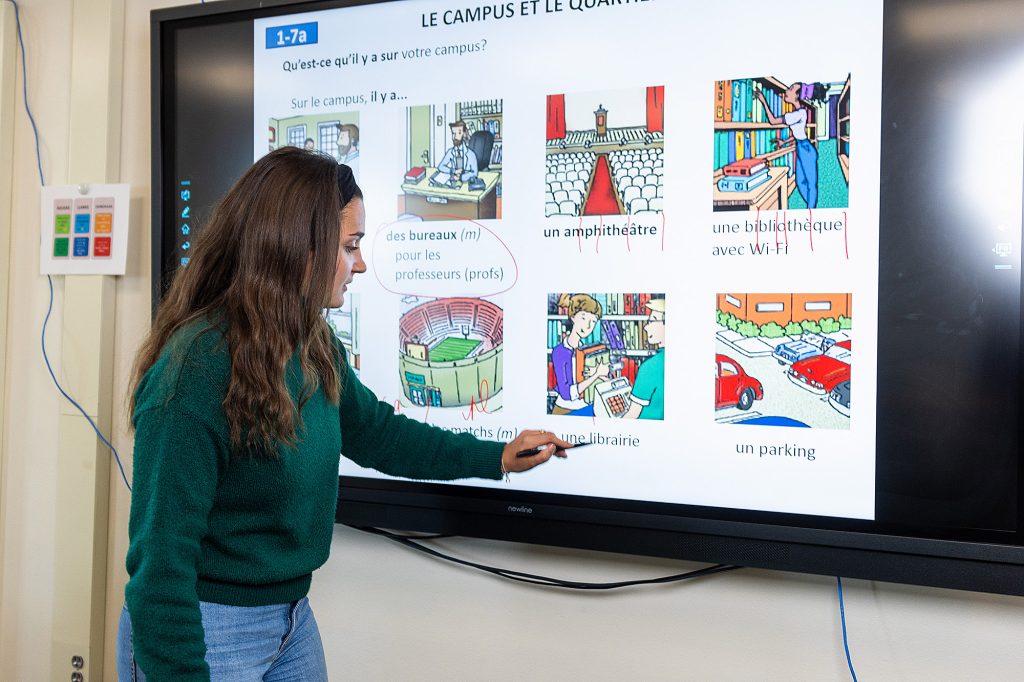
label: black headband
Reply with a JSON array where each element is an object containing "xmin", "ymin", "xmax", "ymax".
[{"xmin": 336, "ymin": 163, "xmax": 361, "ymax": 206}]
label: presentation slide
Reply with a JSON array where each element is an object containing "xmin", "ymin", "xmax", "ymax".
[{"xmin": 252, "ymin": 0, "xmax": 883, "ymax": 520}]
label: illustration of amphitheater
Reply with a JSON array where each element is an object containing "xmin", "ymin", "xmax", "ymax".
[
  {"xmin": 398, "ymin": 297, "xmax": 503, "ymax": 409},
  {"xmin": 545, "ymin": 86, "xmax": 665, "ymax": 217}
]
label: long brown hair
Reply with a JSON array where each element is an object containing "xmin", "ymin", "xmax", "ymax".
[{"xmin": 130, "ymin": 147, "xmax": 357, "ymax": 455}]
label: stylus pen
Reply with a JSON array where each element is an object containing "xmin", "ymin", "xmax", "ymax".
[{"xmin": 516, "ymin": 442, "xmax": 593, "ymax": 458}]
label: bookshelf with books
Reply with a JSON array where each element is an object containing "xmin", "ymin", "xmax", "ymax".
[
  {"xmin": 837, "ymin": 76, "xmax": 850, "ymax": 182},
  {"xmin": 456, "ymin": 99, "xmax": 503, "ymax": 169},
  {"xmin": 713, "ymin": 76, "xmax": 819, "ymax": 206}
]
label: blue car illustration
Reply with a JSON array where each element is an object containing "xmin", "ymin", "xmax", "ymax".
[{"xmin": 772, "ymin": 333, "xmax": 835, "ymax": 366}]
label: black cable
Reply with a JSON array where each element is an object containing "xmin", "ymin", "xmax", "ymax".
[{"xmin": 353, "ymin": 526, "xmax": 741, "ymax": 590}]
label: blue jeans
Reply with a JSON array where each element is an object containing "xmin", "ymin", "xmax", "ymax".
[
  {"xmin": 794, "ymin": 138, "xmax": 819, "ymax": 209},
  {"xmin": 117, "ymin": 597, "xmax": 328, "ymax": 681}
]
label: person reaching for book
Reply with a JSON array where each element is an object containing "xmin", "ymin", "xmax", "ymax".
[{"xmin": 755, "ymin": 81, "xmax": 828, "ymax": 209}]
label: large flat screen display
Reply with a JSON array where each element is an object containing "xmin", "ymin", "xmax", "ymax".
[{"xmin": 153, "ymin": 0, "xmax": 1024, "ymax": 594}]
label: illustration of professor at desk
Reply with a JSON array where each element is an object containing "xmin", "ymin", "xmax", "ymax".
[
  {"xmin": 400, "ymin": 101, "xmax": 503, "ymax": 222},
  {"xmin": 436, "ymin": 120, "xmax": 478, "ymax": 184}
]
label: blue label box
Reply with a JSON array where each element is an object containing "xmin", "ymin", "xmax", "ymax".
[
  {"xmin": 73, "ymin": 237, "xmax": 90, "ymax": 258},
  {"xmin": 265, "ymin": 22, "xmax": 318, "ymax": 49}
]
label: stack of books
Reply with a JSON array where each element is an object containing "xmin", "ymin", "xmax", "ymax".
[{"xmin": 717, "ymin": 158, "xmax": 769, "ymax": 192}]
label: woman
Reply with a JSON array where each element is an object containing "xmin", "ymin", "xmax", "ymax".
[
  {"xmin": 117, "ymin": 147, "xmax": 571, "ymax": 680},
  {"xmin": 549, "ymin": 293, "xmax": 610, "ymax": 415},
  {"xmin": 754, "ymin": 81, "xmax": 827, "ymax": 209}
]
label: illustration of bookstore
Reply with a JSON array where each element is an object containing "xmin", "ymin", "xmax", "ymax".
[
  {"xmin": 546, "ymin": 293, "xmax": 665, "ymax": 420},
  {"xmin": 398, "ymin": 296, "xmax": 503, "ymax": 410},
  {"xmin": 712, "ymin": 76, "xmax": 850, "ymax": 212},
  {"xmin": 399, "ymin": 100, "xmax": 502, "ymax": 222},
  {"xmin": 268, "ymin": 111, "xmax": 360, "ymax": 178},
  {"xmin": 545, "ymin": 86, "xmax": 664, "ymax": 217}
]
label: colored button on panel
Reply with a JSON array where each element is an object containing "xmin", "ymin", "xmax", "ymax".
[
  {"xmin": 53, "ymin": 237, "xmax": 69, "ymax": 258},
  {"xmin": 74, "ymin": 213, "xmax": 91, "ymax": 233},
  {"xmin": 93, "ymin": 236, "xmax": 112, "ymax": 257},
  {"xmin": 73, "ymin": 237, "xmax": 90, "ymax": 257},
  {"xmin": 94, "ymin": 213, "xmax": 113, "ymax": 233},
  {"xmin": 54, "ymin": 214, "xmax": 71, "ymax": 234}
]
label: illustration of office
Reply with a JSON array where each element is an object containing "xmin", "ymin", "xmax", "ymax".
[
  {"xmin": 713, "ymin": 76, "xmax": 850, "ymax": 212},
  {"xmin": 269, "ymin": 112, "xmax": 359, "ymax": 160},
  {"xmin": 400, "ymin": 100, "xmax": 502, "ymax": 221},
  {"xmin": 398, "ymin": 297, "xmax": 504, "ymax": 408},
  {"xmin": 545, "ymin": 86, "xmax": 664, "ymax": 217}
]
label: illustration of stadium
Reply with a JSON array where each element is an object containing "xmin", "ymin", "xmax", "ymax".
[{"xmin": 398, "ymin": 296, "xmax": 503, "ymax": 409}]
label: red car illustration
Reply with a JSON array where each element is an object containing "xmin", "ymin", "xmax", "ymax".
[
  {"xmin": 788, "ymin": 340, "xmax": 852, "ymax": 395},
  {"xmin": 715, "ymin": 354, "xmax": 764, "ymax": 410}
]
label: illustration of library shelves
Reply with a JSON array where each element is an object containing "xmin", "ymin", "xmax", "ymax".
[
  {"xmin": 545, "ymin": 87, "xmax": 665, "ymax": 217},
  {"xmin": 713, "ymin": 75, "xmax": 850, "ymax": 212},
  {"xmin": 459, "ymin": 99, "xmax": 503, "ymax": 170},
  {"xmin": 546, "ymin": 293, "xmax": 657, "ymax": 418}
]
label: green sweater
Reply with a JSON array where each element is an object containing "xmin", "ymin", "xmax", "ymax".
[{"xmin": 125, "ymin": 321, "xmax": 504, "ymax": 680}]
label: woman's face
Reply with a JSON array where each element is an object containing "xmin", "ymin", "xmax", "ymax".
[
  {"xmin": 784, "ymin": 83, "xmax": 801, "ymax": 105},
  {"xmin": 571, "ymin": 309, "xmax": 599, "ymax": 336},
  {"xmin": 328, "ymin": 198, "xmax": 366, "ymax": 308}
]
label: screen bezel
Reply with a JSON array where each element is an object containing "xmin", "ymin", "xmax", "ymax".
[{"xmin": 150, "ymin": 0, "xmax": 1024, "ymax": 596}]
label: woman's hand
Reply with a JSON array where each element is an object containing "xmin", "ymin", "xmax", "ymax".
[{"xmin": 501, "ymin": 430, "xmax": 576, "ymax": 475}]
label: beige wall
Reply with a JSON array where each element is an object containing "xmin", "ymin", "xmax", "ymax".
[
  {"xmin": 2, "ymin": 2, "xmax": 72, "ymax": 680},
  {"xmin": 0, "ymin": 1, "xmax": 1023, "ymax": 680}
]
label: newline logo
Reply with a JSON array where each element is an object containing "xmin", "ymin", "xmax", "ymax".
[{"xmin": 507, "ymin": 505, "xmax": 533, "ymax": 514}]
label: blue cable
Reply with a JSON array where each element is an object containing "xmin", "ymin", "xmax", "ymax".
[
  {"xmin": 6, "ymin": 0, "xmax": 131, "ymax": 491},
  {"xmin": 42, "ymin": 277, "xmax": 132, "ymax": 491},
  {"xmin": 5, "ymin": 0, "xmax": 43, "ymax": 185},
  {"xmin": 837, "ymin": 577, "xmax": 859, "ymax": 682}
]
